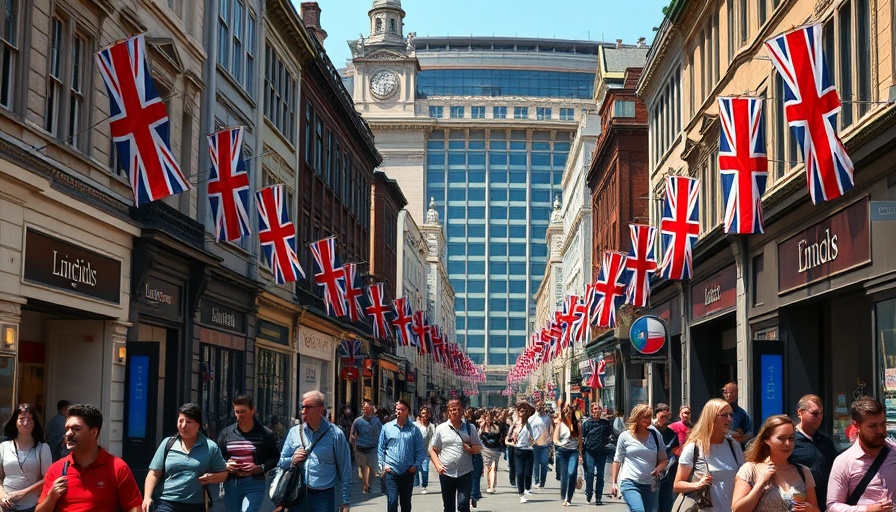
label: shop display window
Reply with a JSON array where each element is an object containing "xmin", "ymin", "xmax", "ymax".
[{"xmin": 877, "ymin": 298, "xmax": 896, "ymax": 441}]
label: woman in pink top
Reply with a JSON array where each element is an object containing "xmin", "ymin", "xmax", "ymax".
[{"xmin": 668, "ymin": 405, "xmax": 692, "ymax": 457}]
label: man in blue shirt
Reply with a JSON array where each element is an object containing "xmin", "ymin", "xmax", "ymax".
[
  {"xmin": 379, "ymin": 399, "xmax": 425, "ymax": 512},
  {"xmin": 722, "ymin": 382, "xmax": 753, "ymax": 445},
  {"xmin": 278, "ymin": 390, "xmax": 353, "ymax": 512}
]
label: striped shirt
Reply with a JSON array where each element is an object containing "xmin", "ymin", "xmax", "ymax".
[
  {"xmin": 378, "ymin": 418, "xmax": 426, "ymax": 474},
  {"xmin": 216, "ymin": 420, "xmax": 280, "ymax": 481}
]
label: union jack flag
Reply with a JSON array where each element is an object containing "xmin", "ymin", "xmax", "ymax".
[
  {"xmin": 207, "ymin": 127, "xmax": 251, "ymax": 241},
  {"xmin": 718, "ymin": 97, "xmax": 768, "ymax": 234},
  {"xmin": 765, "ymin": 25, "xmax": 854, "ymax": 204},
  {"xmin": 431, "ymin": 325, "xmax": 445, "ymax": 363},
  {"xmin": 659, "ymin": 176, "xmax": 700, "ymax": 280},
  {"xmin": 625, "ymin": 224, "xmax": 658, "ymax": 308},
  {"xmin": 392, "ymin": 297, "xmax": 416, "ymax": 347},
  {"xmin": 588, "ymin": 359, "xmax": 606, "ymax": 389},
  {"xmin": 364, "ymin": 283, "xmax": 393, "ymax": 339},
  {"xmin": 95, "ymin": 34, "xmax": 190, "ymax": 206},
  {"xmin": 570, "ymin": 294, "xmax": 591, "ymax": 345},
  {"xmin": 341, "ymin": 263, "xmax": 366, "ymax": 323},
  {"xmin": 594, "ymin": 251, "xmax": 629, "ymax": 328},
  {"xmin": 339, "ymin": 338, "xmax": 363, "ymax": 368},
  {"xmin": 309, "ymin": 238, "xmax": 346, "ymax": 317},
  {"xmin": 557, "ymin": 295, "xmax": 579, "ymax": 350},
  {"xmin": 256, "ymin": 185, "xmax": 304, "ymax": 284},
  {"xmin": 412, "ymin": 310, "xmax": 432, "ymax": 355}
]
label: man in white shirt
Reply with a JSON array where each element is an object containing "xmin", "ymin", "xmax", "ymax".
[{"xmin": 528, "ymin": 401, "xmax": 553, "ymax": 490}]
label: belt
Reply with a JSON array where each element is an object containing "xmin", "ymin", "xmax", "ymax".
[
  {"xmin": 356, "ymin": 445, "xmax": 376, "ymax": 452},
  {"xmin": 307, "ymin": 487, "xmax": 334, "ymax": 494}
]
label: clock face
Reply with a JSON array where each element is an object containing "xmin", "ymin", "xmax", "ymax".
[{"xmin": 370, "ymin": 70, "xmax": 399, "ymax": 99}]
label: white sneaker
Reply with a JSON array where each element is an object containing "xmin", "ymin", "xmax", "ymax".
[
  {"xmin": 524, "ymin": 489, "xmax": 532, "ymax": 496},
  {"xmin": 520, "ymin": 496, "xmax": 528, "ymax": 503},
  {"xmin": 421, "ymin": 488, "xmax": 428, "ymax": 494}
]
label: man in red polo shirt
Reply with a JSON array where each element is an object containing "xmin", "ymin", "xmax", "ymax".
[{"xmin": 37, "ymin": 403, "xmax": 142, "ymax": 512}]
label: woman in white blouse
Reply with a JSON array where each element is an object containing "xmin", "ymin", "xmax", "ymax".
[
  {"xmin": 611, "ymin": 404, "xmax": 668, "ymax": 512},
  {"xmin": 0, "ymin": 404, "xmax": 52, "ymax": 512}
]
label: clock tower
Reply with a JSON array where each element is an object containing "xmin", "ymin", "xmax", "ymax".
[{"xmin": 349, "ymin": 0, "xmax": 419, "ymax": 117}]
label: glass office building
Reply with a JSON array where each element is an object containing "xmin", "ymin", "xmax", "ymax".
[{"xmin": 425, "ymin": 129, "xmax": 572, "ymax": 364}]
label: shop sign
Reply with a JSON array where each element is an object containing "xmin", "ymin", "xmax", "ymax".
[
  {"xmin": 690, "ymin": 266, "xmax": 737, "ymax": 320},
  {"xmin": 141, "ymin": 278, "xmax": 181, "ymax": 318},
  {"xmin": 341, "ymin": 366, "xmax": 360, "ymax": 381},
  {"xmin": 778, "ymin": 197, "xmax": 870, "ymax": 294},
  {"xmin": 200, "ymin": 301, "xmax": 245, "ymax": 333},
  {"xmin": 302, "ymin": 363, "xmax": 317, "ymax": 383},
  {"xmin": 257, "ymin": 319, "xmax": 289, "ymax": 346},
  {"xmin": 628, "ymin": 316, "xmax": 668, "ymax": 364},
  {"xmin": 23, "ymin": 228, "xmax": 122, "ymax": 304},
  {"xmin": 870, "ymin": 201, "xmax": 896, "ymax": 221},
  {"xmin": 298, "ymin": 326, "xmax": 334, "ymax": 360}
]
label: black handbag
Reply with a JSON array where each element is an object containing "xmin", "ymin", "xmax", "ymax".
[{"xmin": 269, "ymin": 424, "xmax": 331, "ymax": 508}]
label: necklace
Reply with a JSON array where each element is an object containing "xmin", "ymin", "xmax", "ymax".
[{"xmin": 12, "ymin": 440, "xmax": 35, "ymax": 474}]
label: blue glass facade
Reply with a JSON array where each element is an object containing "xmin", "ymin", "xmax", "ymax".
[
  {"xmin": 417, "ymin": 69, "xmax": 595, "ymax": 99},
  {"xmin": 426, "ymin": 129, "xmax": 569, "ymax": 365}
]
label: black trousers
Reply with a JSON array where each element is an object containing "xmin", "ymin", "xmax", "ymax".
[
  {"xmin": 384, "ymin": 470, "xmax": 415, "ymax": 512},
  {"xmin": 514, "ymin": 448, "xmax": 534, "ymax": 496},
  {"xmin": 439, "ymin": 472, "xmax": 472, "ymax": 512}
]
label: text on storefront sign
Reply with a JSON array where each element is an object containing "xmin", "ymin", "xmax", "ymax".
[{"xmin": 23, "ymin": 228, "xmax": 121, "ymax": 303}]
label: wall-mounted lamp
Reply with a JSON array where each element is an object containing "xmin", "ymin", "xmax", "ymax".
[
  {"xmin": 115, "ymin": 343, "xmax": 127, "ymax": 364},
  {"xmin": 1, "ymin": 325, "xmax": 17, "ymax": 350}
]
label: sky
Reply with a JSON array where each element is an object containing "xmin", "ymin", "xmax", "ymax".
[{"xmin": 301, "ymin": 0, "xmax": 672, "ymax": 68}]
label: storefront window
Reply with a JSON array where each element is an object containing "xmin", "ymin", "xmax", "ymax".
[
  {"xmin": 596, "ymin": 353, "xmax": 617, "ymax": 415},
  {"xmin": 200, "ymin": 344, "xmax": 244, "ymax": 440},
  {"xmin": 877, "ymin": 298, "xmax": 896, "ymax": 440},
  {"xmin": 0, "ymin": 356, "xmax": 14, "ymax": 425},
  {"xmin": 257, "ymin": 348, "xmax": 289, "ymax": 443}
]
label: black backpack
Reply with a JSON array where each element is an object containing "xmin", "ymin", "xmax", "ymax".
[{"xmin": 583, "ymin": 417, "xmax": 612, "ymax": 453}]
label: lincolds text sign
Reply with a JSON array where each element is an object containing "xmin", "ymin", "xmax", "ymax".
[
  {"xmin": 777, "ymin": 197, "xmax": 870, "ymax": 294},
  {"xmin": 24, "ymin": 229, "xmax": 121, "ymax": 303}
]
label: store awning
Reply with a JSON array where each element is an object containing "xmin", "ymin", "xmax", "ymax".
[{"xmin": 379, "ymin": 359, "xmax": 400, "ymax": 372}]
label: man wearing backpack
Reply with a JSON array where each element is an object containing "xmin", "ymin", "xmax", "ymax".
[
  {"xmin": 827, "ymin": 396, "xmax": 896, "ymax": 512},
  {"xmin": 581, "ymin": 403, "xmax": 613, "ymax": 505}
]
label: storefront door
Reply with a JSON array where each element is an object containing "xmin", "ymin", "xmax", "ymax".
[{"xmin": 123, "ymin": 342, "xmax": 160, "ymax": 481}]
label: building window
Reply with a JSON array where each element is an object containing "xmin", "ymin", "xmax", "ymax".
[
  {"xmin": 232, "ymin": 0, "xmax": 244, "ymax": 82},
  {"xmin": 218, "ymin": 0, "xmax": 254, "ymax": 92},
  {"xmin": 751, "ymin": 253, "xmax": 763, "ymax": 307},
  {"xmin": 536, "ymin": 107, "xmax": 551, "ymax": 120},
  {"xmin": 246, "ymin": 13, "xmax": 256, "ymax": 95},
  {"xmin": 614, "ymin": 100, "xmax": 635, "ymax": 117},
  {"xmin": 513, "ymin": 106, "xmax": 528, "ymax": 119},
  {"xmin": 471, "ymin": 105, "xmax": 485, "ymax": 119},
  {"xmin": 493, "ymin": 106, "xmax": 507, "ymax": 119},
  {"xmin": 772, "ymin": 73, "xmax": 800, "ymax": 180},
  {"xmin": 429, "ymin": 105, "xmax": 443, "ymax": 118},
  {"xmin": 256, "ymin": 347, "xmax": 290, "ymax": 444},
  {"xmin": 559, "ymin": 108, "xmax": 575, "ymax": 120},
  {"xmin": 314, "ymin": 117, "xmax": 323, "ymax": 172},
  {"xmin": 217, "ymin": 0, "xmax": 229, "ymax": 67},
  {"xmin": 304, "ymin": 101, "xmax": 313, "ymax": 164},
  {"xmin": 739, "ymin": 0, "xmax": 748, "ymax": 44},
  {"xmin": 264, "ymin": 46, "xmax": 296, "ymax": 142},
  {"xmin": 45, "ymin": 14, "xmax": 88, "ymax": 152},
  {"xmin": 824, "ymin": 0, "xmax": 872, "ymax": 128},
  {"xmin": 727, "ymin": 0, "xmax": 735, "ymax": 61},
  {"xmin": 0, "ymin": 0, "xmax": 19, "ymax": 110},
  {"xmin": 757, "ymin": 0, "xmax": 767, "ymax": 27},
  {"xmin": 450, "ymin": 105, "xmax": 464, "ymax": 118}
]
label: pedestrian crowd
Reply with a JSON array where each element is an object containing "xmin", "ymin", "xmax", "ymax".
[{"xmin": 4, "ymin": 386, "xmax": 893, "ymax": 512}]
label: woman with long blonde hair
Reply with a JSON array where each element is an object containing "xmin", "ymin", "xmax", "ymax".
[
  {"xmin": 610, "ymin": 404, "xmax": 668, "ymax": 512},
  {"xmin": 673, "ymin": 398, "xmax": 745, "ymax": 511},
  {"xmin": 731, "ymin": 415, "xmax": 817, "ymax": 512}
]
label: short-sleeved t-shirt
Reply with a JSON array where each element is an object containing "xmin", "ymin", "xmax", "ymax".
[
  {"xmin": 39, "ymin": 448, "xmax": 143, "ymax": 512},
  {"xmin": 431, "ymin": 421, "xmax": 482, "ymax": 478},
  {"xmin": 0, "ymin": 441, "xmax": 53, "ymax": 509},
  {"xmin": 613, "ymin": 428, "xmax": 667, "ymax": 485},
  {"xmin": 149, "ymin": 435, "xmax": 227, "ymax": 503},
  {"xmin": 736, "ymin": 461, "xmax": 815, "ymax": 512},
  {"xmin": 678, "ymin": 440, "xmax": 744, "ymax": 512}
]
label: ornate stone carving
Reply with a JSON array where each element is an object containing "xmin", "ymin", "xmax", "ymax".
[{"xmin": 425, "ymin": 197, "xmax": 440, "ymax": 225}]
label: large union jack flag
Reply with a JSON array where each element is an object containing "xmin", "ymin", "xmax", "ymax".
[
  {"xmin": 96, "ymin": 34, "xmax": 190, "ymax": 206},
  {"xmin": 207, "ymin": 127, "xmax": 251, "ymax": 241},
  {"xmin": 392, "ymin": 297, "xmax": 416, "ymax": 347},
  {"xmin": 341, "ymin": 263, "xmax": 366, "ymax": 323},
  {"xmin": 765, "ymin": 25, "xmax": 854, "ymax": 204},
  {"xmin": 364, "ymin": 283, "xmax": 394, "ymax": 339},
  {"xmin": 594, "ymin": 251, "xmax": 629, "ymax": 328},
  {"xmin": 660, "ymin": 176, "xmax": 700, "ymax": 280},
  {"xmin": 718, "ymin": 97, "xmax": 769, "ymax": 234},
  {"xmin": 309, "ymin": 238, "xmax": 346, "ymax": 317},
  {"xmin": 625, "ymin": 224, "xmax": 658, "ymax": 308},
  {"xmin": 256, "ymin": 185, "xmax": 304, "ymax": 284}
]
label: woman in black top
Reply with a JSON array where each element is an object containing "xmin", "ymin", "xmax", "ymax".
[{"xmin": 479, "ymin": 410, "xmax": 504, "ymax": 494}]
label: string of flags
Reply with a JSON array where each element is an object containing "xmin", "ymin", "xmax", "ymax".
[{"xmin": 510, "ymin": 24, "xmax": 859, "ymax": 385}]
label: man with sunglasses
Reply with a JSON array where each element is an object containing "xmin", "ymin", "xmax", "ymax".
[
  {"xmin": 790, "ymin": 394, "xmax": 838, "ymax": 512},
  {"xmin": 378, "ymin": 400, "xmax": 425, "ymax": 512}
]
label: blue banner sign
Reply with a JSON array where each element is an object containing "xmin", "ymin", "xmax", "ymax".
[
  {"xmin": 871, "ymin": 201, "xmax": 896, "ymax": 221},
  {"xmin": 127, "ymin": 355, "xmax": 149, "ymax": 439},
  {"xmin": 760, "ymin": 354, "xmax": 784, "ymax": 423}
]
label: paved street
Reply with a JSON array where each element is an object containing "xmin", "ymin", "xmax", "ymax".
[{"xmin": 211, "ymin": 461, "xmax": 629, "ymax": 512}]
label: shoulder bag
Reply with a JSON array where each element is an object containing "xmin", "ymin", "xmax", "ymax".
[
  {"xmin": 671, "ymin": 444, "xmax": 713, "ymax": 512},
  {"xmin": 268, "ymin": 424, "xmax": 332, "ymax": 508}
]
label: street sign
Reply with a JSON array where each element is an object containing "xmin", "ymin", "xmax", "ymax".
[{"xmin": 630, "ymin": 316, "xmax": 667, "ymax": 354}]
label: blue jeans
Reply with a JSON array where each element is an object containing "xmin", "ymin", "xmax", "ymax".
[
  {"xmin": 471, "ymin": 454, "xmax": 483, "ymax": 500},
  {"xmin": 384, "ymin": 470, "xmax": 415, "ymax": 512},
  {"xmin": 556, "ymin": 447, "xmax": 579, "ymax": 502},
  {"xmin": 532, "ymin": 445, "xmax": 550, "ymax": 487},
  {"xmin": 620, "ymin": 480, "xmax": 659, "ymax": 512},
  {"xmin": 583, "ymin": 450, "xmax": 609, "ymax": 502},
  {"xmin": 439, "ymin": 472, "xmax": 472, "ymax": 512},
  {"xmin": 414, "ymin": 458, "xmax": 430, "ymax": 488},
  {"xmin": 222, "ymin": 477, "xmax": 268, "ymax": 512},
  {"xmin": 514, "ymin": 448, "xmax": 534, "ymax": 495},
  {"xmin": 289, "ymin": 487, "xmax": 334, "ymax": 512}
]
